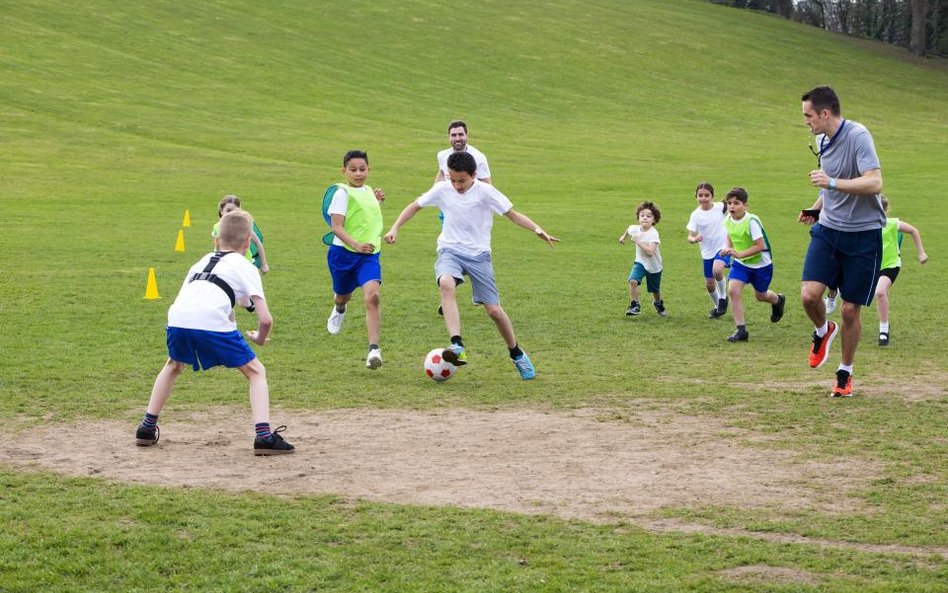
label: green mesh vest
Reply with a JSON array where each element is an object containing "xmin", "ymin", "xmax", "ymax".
[{"xmin": 724, "ymin": 213, "xmax": 770, "ymax": 265}]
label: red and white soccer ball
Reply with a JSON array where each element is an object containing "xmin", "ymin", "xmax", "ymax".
[{"xmin": 423, "ymin": 348, "xmax": 457, "ymax": 382}]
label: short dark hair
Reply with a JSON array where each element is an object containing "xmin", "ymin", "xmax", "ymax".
[
  {"xmin": 636, "ymin": 201, "xmax": 661, "ymax": 224},
  {"xmin": 725, "ymin": 187, "xmax": 749, "ymax": 204},
  {"xmin": 447, "ymin": 120, "xmax": 468, "ymax": 133},
  {"xmin": 343, "ymin": 150, "xmax": 368, "ymax": 167},
  {"xmin": 802, "ymin": 86, "xmax": 841, "ymax": 116},
  {"xmin": 447, "ymin": 151, "xmax": 477, "ymax": 175}
]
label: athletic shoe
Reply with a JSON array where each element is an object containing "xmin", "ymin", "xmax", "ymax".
[
  {"xmin": 878, "ymin": 332, "xmax": 889, "ymax": 347},
  {"xmin": 366, "ymin": 348, "xmax": 383, "ymax": 369},
  {"xmin": 625, "ymin": 303, "xmax": 641, "ymax": 316},
  {"xmin": 709, "ymin": 303, "xmax": 727, "ymax": 319},
  {"xmin": 770, "ymin": 293, "xmax": 786, "ymax": 323},
  {"xmin": 831, "ymin": 370, "xmax": 854, "ymax": 397},
  {"xmin": 726, "ymin": 328, "xmax": 749, "ymax": 342},
  {"xmin": 808, "ymin": 321, "xmax": 838, "ymax": 368},
  {"xmin": 254, "ymin": 426, "xmax": 295, "ymax": 456},
  {"xmin": 717, "ymin": 297, "xmax": 728, "ymax": 315},
  {"xmin": 326, "ymin": 307, "xmax": 346, "ymax": 335},
  {"xmin": 512, "ymin": 352, "xmax": 536, "ymax": 380},
  {"xmin": 442, "ymin": 344, "xmax": 467, "ymax": 366},
  {"xmin": 437, "ymin": 305, "xmax": 443, "ymax": 316},
  {"xmin": 135, "ymin": 425, "xmax": 159, "ymax": 447},
  {"xmin": 654, "ymin": 300, "xmax": 668, "ymax": 317},
  {"xmin": 824, "ymin": 297, "xmax": 837, "ymax": 315}
]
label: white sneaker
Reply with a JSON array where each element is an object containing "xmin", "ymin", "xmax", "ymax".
[
  {"xmin": 327, "ymin": 307, "xmax": 346, "ymax": 334},
  {"xmin": 824, "ymin": 297, "xmax": 837, "ymax": 315},
  {"xmin": 366, "ymin": 348, "xmax": 382, "ymax": 369}
]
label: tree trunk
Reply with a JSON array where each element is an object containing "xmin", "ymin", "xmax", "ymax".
[{"xmin": 910, "ymin": 0, "xmax": 931, "ymax": 56}]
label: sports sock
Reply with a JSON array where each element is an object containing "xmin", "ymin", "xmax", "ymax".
[
  {"xmin": 716, "ymin": 279, "xmax": 727, "ymax": 300},
  {"xmin": 255, "ymin": 422, "xmax": 272, "ymax": 440},
  {"xmin": 450, "ymin": 335, "xmax": 464, "ymax": 348},
  {"xmin": 838, "ymin": 363, "xmax": 853, "ymax": 375},
  {"xmin": 141, "ymin": 412, "xmax": 158, "ymax": 429},
  {"xmin": 879, "ymin": 322, "xmax": 889, "ymax": 333},
  {"xmin": 368, "ymin": 343, "xmax": 379, "ymax": 352},
  {"xmin": 509, "ymin": 344, "xmax": 524, "ymax": 359},
  {"xmin": 707, "ymin": 290, "xmax": 718, "ymax": 306},
  {"xmin": 815, "ymin": 321, "xmax": 828, "ymax": 338}
]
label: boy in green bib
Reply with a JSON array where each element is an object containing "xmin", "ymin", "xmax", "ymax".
[
  {"xmin": 874, "ymin": 196, "xmax": 928, "ymax": 346},
  {"xmin": 719, "ymin": 187, "xmax": 785, "ymax": 342},
  {"xmin": 323, "ymin": 150, "xmax": 387, "ymax": 369}
]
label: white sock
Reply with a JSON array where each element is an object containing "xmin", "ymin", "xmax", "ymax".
[
  {"xmin": 708, "ymin": 290, "xmax": 719, "ymax": 306},
  {"xmin": 880, "ymin": 322, "xmax": 889, "ymax": 333},
  {"xmin": 838, "ymin": 363, "xmax": 853, "ymax": 375},
  {"xmin": 716, "ymin": 279, "xmax": 727, "ymax": 300},
  {"xmin": 826, "ymin": 295, "xmax": 836, "ymax": 305},
  {"xmin": 816, "ymin": 321, "xmax": 828, "ymax": 337}
]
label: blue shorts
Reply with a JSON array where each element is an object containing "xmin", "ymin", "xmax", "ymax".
[
  {"xmin": 435, "ymin": 247, "xmax": 499, "ymax": 305},
  {"xmin": 167, "ymin": 327, "xmax": 256, "ymax": 371},
  {"xmin": 628, "ymin": 262, "xmax": 662, "ymax": 294},
  {"xmin": 802, "ymin": 224, "xmax": 882, "ymax": 306},
  {"xmin": 702, "ymin": 253, "xmax": 731, "ymax": 279},
  {"xmin": 729, "ymin": 261, "xmax": 774, "ymax": 294},
  {"xmin": 328, "ymin": 245, "xmax": 382, "ymax": 295}
]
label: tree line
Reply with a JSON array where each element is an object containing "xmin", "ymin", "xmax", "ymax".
[{"xmin": 711, "ymin": 0, "xmax": 948, "ymax": 57}]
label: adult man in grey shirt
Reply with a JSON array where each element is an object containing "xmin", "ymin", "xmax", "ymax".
[{"xmin": 799, "ymin": 86, "xmax": 884, "ymax": 398}]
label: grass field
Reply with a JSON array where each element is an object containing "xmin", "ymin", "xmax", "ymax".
[{"xmin": 2, "ymin": 0, "xmax": 947, "ymax": 591}]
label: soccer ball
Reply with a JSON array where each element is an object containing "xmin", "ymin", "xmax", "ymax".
[{"xmin": 423, "ymin": 348, "xmax": 457, "ymax": 382}]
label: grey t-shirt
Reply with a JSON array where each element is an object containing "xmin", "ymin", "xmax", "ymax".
[{"xmin": 817, "ymin": 119, "xmax": 885, "ymax": 232}]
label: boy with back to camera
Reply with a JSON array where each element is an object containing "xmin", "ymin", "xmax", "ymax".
[
  {"xmin": 383, "ymin": 151, "xmax": 558, "ymax": 380},
  {"xmin": 719, "ymin": 187, "xmax": 785, "ymax": 342},
  {"xmin": 619, "ymin": 201, "xmax": 667, "ymax": 317},
  {"xmin": 135, "ymin": 209, "xmax": 295, "ymax": 456}
]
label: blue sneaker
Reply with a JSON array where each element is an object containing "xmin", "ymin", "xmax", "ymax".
[
  {"xmin": 442, "ymin": 344, "xmax": 467, "ymax": 366},
  {"xmin": 512, "ymin": 352, "xmax": 536, "ymax": 380}
]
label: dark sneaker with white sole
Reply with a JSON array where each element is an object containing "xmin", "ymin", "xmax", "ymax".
[
  {"xmin": 770, "ymin": 293, "xmax": 786, "ymax": 323},
  {"xmin": 878, "ymin": 332, "xmax": 889, "ymax": 347},
  {"xmin": 726, "ymin": 328, "xmax": 749, "ymax": 342},
  {"xmin": 254, "ymin": 425, "xmax": 295, "ymax": 456},
  {"xmin": 135, "ymin": 425, "xmax": 159, "ymax": 447}
]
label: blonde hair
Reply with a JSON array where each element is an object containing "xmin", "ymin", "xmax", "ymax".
[{"xmin": 218, "ymin": 209, "xmax": 253, "ymax": 250}]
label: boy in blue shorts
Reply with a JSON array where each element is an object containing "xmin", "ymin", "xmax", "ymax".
[
  {"xmin": 619, "ymin": 201, "xmax": 667, "ymax": 317},
  {"xmin": 383, "ymin": 151, "xmax": 558, "ymax": 380},
  {"xmin": 719, "ymin": 187, "xmax": 785, "ymax": 342},
  {"xmin": 135, "ymin": 209, "xmax": 295, "ymax": 456},
  {"xmin": 323, "ymin": 150, "xmax": 386, "ymax": 369}
]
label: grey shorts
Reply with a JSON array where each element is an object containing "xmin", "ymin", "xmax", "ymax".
[{"xmin": 434, "ymin": 247, "xmax": 500, "ymax": 306}]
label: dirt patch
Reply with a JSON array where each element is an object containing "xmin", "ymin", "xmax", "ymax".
[
  {"xmin": 2, "ymin": 407, "xmax": 876, "ymax": 519},
  {"xmin": 717, "ymin": 564, "xmax": 820, "ymax": 585}
]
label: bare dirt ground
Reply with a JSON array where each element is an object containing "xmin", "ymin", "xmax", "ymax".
[{"xmin": 2, "ymin": 407, "xmax": 945, "ymax": 561}]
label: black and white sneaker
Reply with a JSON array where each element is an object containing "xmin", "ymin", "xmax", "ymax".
[
  {"xmin": 770, "ymin": 293, "xmax": 786, "ymax": 323},
  {"xmin": 654, "ymin": 300, "xmax": 668, "ymax": 317},
  {"xmin": 878, "ymin": 332, "xmax": 889, "ymax": 347},
  {"xmin": 726, "ymin": 328, "xmax": 749, "ymax": 342},
  {"xmin": 254, "ymin": 426, "xmax": 296, "ymax": 456},
  {"xmin": 135, "ymin": 425, "xmax": 159, "ymax": 447},
  {"xmin": 625, "ymin": 302, "xmax": 641, "ymax": 316}
]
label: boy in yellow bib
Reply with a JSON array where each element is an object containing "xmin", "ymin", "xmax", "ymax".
[
  {"xmin": 719, "ymin": 187, "xmax": 785, "ymax": 342},
  {"xmin": 324, "ymin": 150, "xmax": 386, "ymax": 369}
]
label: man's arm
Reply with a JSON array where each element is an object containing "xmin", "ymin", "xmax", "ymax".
[{"xmin": 809, "ymin": 167, "xmax": 882, "ymax": 196}]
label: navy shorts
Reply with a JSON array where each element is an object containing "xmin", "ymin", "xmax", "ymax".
[
  {"xmin": 729, "ymin": 261, "xmax": 773, "ymax": 294},
  {"xmin": 167, "ymin": 327, "xmax": 256, "ymax": 371},
  {"xmin": 802, "ymin": 224, "xmax": 882, "ymax": 306},
  {"xmin": 702, "ymin": 253, "xmax": 731, "ymax": 279},
  {"xmin": 328, "ymin": 244, "xmax": 382, "ymax": 295},
  {"xmin": 629, "ymin": 262, "xmax": 662, "ymax": 294}
]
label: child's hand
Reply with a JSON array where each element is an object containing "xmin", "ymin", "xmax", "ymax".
[
  {"xmin": 245, "ymin": 330, "xmax": 270, "ymax": 345},
  {"xmin": 374, "ymin": 187, "xmax": 386, "ymax": 203},
  {"xmin": 720, "ymin": 247, "xmax": 734, "ymax": 257},
  {"xmin": 384, "ymin": 230, "xmax": 397, "ymax": 244},
  {"xmin": 355, "ymin": 242, "xmax": 375, "ymax": 254},
  {"xmin": 919, "ymin": 252, "xmax": 929, "ymax": 264},
  {"xmin": 693, "ymin": 234, "xmax": 703, "ymax": 243},
  {"xmin": 534, "ymin": 228, "xmax": 559, "ymax": 247},
  {"xmin": 618, "ymin": 236, "xmax": 626, "ymax": 245},
  {"xmin": 260, "ymin": 263, "xmax": 270, "ymax": 274}
]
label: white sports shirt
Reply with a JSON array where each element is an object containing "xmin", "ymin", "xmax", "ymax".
[
  {"xmin": 627, "ymin": 225, "xmax": 663, "ymax": 273},
  {"xmin": 437, "ymin": 145, "xmax": 491, "ymax": 180},
  {"xmin": 685, "ymin": 203, "xmax": 728, "ymax": 260},
  {"xmin": 416, "ymin": 180, "xmax": 513, "ymax": 257},
  {"xmin": 168, "ymin": 251, "xmax": 264, "ymax": 332}
]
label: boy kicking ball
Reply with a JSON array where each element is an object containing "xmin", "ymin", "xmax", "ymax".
[{"xmin": 135, "ymin": 209, "xmax": 295, "ymax": 456}]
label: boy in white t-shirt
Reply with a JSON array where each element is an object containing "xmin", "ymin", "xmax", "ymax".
[
  {"xmin": 619, "ymin": 201, "xmax": 667, "ymax": 317},
  {"xmin": 384, "ymin": 152, "xmax": 558, "ymax": 380},
  {"xmin": 134, "ymin": 209, "xmax": 295, "ymax": 456}
]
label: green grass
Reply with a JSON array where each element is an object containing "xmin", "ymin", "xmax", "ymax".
[{"xmin": 1, "ymin": 0, "xmax": 947, "ymax": 591}]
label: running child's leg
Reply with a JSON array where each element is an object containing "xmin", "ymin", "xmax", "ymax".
[
  {"xmin": 145, "ymin": 358, "xmax": 186, "ymax": 416},
  {"xmin": 363, "ymin": 280, "xmax": 381, "ymax": 346},
  {"xmin": 438, "ymin": 275, "xmax": 462, "ymax": 337}
]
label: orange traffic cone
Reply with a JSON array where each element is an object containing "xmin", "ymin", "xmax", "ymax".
[
  {"xmin": 182, "ymin": 209, "xmax": 191, "ymax": 228},
  {"xmin": 144, "ymin": 267, "xmax": 161, "ymax": 300},
  {"xmin": 174, "ymin": 229, "xmax": 186, "ymax": 252}
]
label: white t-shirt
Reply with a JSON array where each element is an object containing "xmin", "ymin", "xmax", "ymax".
[
  {"xmin": 416, "ymin": 180, "xmax": 513, "ymax": 256},
  {"xmin": 685, "ymin": 203, "xmax": 728, "ymax": 260},
  {"xmin": 437, "ymin": 145, "xmax": 491, "ymax": 180},
  {"xmin": 168, "ymin": 251, "xmax": 264, "ymax": 332},
  {"xmin": 628, "ymin": 225, "xmax": 662, "ymax": 273}
]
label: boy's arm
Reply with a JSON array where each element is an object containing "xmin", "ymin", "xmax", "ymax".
[
  {"xmin": 634, "ymin": 239, "xmax": 657, "ymax": 256},
  {"xmin": 898, "ymin": 221, "xmax": 928, "ymax": 264},
  {"xmin": 687, "ymin": 230, "xmax": 702, "ymax": 244},
  {"xmin": 720, "ymin": 235, "xmax": 735, "ymax": 257},
  {"xmin": 251, "ymin": 235, "xmax": 269, "ymax": 273},
  {"xmin": 725, "ymin": 238, "xmax": 765, "ymax": 260},
  {"xmin": 383, "ymin": 201, "xmax": 423, "ymax": 244},
  {"xmin": 503, "ymin": 208, "xmax": 559, "ymax": 247},
  {"xmin": 245, "ymin": 296, "xmax": 273, "ymax": 345},
  {"xmin": 332, "ymin": 213, "xmax": 375, "ymax": 253}
]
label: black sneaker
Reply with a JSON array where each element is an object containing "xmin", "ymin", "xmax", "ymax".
[
  {"xmin": 654, "ymin": 300, "xmax": 668, "ymax": 317},
  {"xmin": 726, "ymin": 328, "xmax": 749, "ymax": 342},
  {"xmin": 625, "ymin": 302, "xmax": 641, "ymax": 316},
  {"xmin": 770, "ymin": 293, "xmax": 786, "ymax": 323},
  {"xmin": 709, "ymin": 304, "xmax": 726, "ymax": 319},
  {"xmin": 437, "ymin": 305, "xmax": 443, "ymax": 316},
  {"xmin": 879, "ymin": 332, "xmax": 889, "ymax": 347},
  {"xmin": 254, "ymin": 425, "xmax": 295, "ymax": 456},
  {"xmin": 717, "ymin": 297, "xmax": 728, "ymax": 315},
  {"xmin": 135, "ymin": 425, "xmax": 159, "ymax": 447}
]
